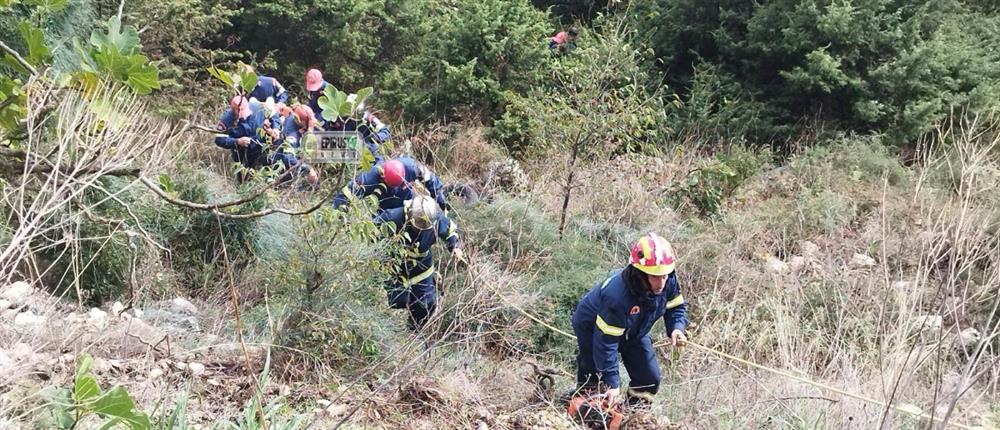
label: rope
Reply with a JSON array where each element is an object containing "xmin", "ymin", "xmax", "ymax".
[{"xmin": 481, "ymin": 273, "xmax": 978, "ymax": 430}]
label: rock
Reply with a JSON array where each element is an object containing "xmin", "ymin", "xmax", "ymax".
[
  {"xmin": 170, "ymin": 298, "xmax": 198, "ymax": 315},
  {"xmin": 1, "ymin": 309, "xmax": 17, "ymax": 322},
  {"xmin": 321, "ymin": 403, "xmax": 349, "ymax": 419},
  {"xmin": 123, "ymin": 317, "xmax": 167, "ymax": 343},
  {"xmin": 187, "ymin": 362, "xmax": 206, "ymax": 376},
  {"xmin": 132, "ymin": 308, "xmax": 144, "ymax": 319},
  {"xmin": 957, "ymin": 328, "xmax": 981, "ymax": 348},
  {"xmin": 64, "ymin": 312, "xmax": 87, "ymax": 326},
  {"xmin": 87, "ymin": 308, "xmax": 109, "ymax": 329},
  {"xmin": 173, "ymin": 361, "xmax": 188, "ymax": 371},
  {"xmin": 316, "ymin": 399, "xmax": 332, "ymax": 408},
  {"xmin": 765, "ymin": 257, "xmax": 788, "ymax": 274},
  {"xmin": 0, "ymin": 281, "xmax": 34, "ymax": 306},
  {"xmin": 111, "ymin": 301, "xmax": 126, "ymax": 317},
  {"xmin": 799, "ymin": 241, "xmax": 819, "ymax": 258},
  {"xmin": 10, "ymin": 343, "xmax": 34, "ymax": 361},
  {"xmin": 149, "ymin": 368, "xmax": 164, "ymax": 380},
  {"xmin": 0, "ymin": 299, "xmax": 11, "ymax": 310},
  {"xmin": 851, "ymin": 253, "xmax": 877, "ymax": 268},
  {"xmin": 13, "ymin": 310, "xmax": 44, "ymax": 327}
]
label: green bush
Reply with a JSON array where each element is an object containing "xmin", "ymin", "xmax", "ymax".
[
  {"xmin": 669, "ymin": 145, "xmax": 771, "ymax": 217},
  {"xmin": 635, "ymin": 0, "xmax": 1000, "ymax": 144},
  {"xmin": 382, "ymin": 0, "xmax": 551, "ymax": 121},
  {"xmin": 792, "ymin": 136, "xmax": 911, "ymax": 188},
  {"xmin": 459, "ymin": 198, "xmax": 616, "ymax": 359},
  {"xmin": 228, "ymin": 0, "xmax": 428, "ymax": 90}
]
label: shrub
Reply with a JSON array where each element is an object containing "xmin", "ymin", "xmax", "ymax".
[
  {"xmin": 635, "ymin": 0, "xmax": 1000, "ymax": 144},
  {"xmin": 668, "ymin": 145, "xmax": 771, "ymax": 217},
  {"xmin": 381, "ymin": 0, "xmax": 551, "ymax": 121}
]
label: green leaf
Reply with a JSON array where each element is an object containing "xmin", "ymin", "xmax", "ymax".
[
  {"xmin": 93, "ymin": 387, "xmax": 150, "ymax": 430},
  {"xmin": 76, "ymin": 354, "xmax": 94, "ymax": 380},
  {"xmin": 1, "ymin": 55, "xmax": 30, "ymax": 75},
  {"xmin": 70, "ymin": 70, "xmax": 100, "ymax": 95},
  {"xmin": 158, "ymin": 174, "xmax": 175, "ymax": 194},
  {"xmin": 74, "ymin": 374, "xmax": 101, "ymax": 406},
  {"xmin": 48, "ymin": 387, "xmax": 76, "ymax": 429},
  {"xmin": 355, "ymin": 87, "xmax": 374, "ymax": 102},
  {"xmin": 18, "ymin": 20, "xmax": 51, "ymax": 66},
  {"xmin": 124, "ymin": 55, "xmax": 160, "ymax": 94},
  {"xmin": 90, "ymin": 16, "xmax": 141, "ymax": 55},
  {"xmin": 0, "ymin": 0, "xmax": 20, "ymax": 8},
  {"xmin": 237, "ymin": 65, "xmax": 257, "ymax": 95},
  {"xmin": 24, "ymin": 0, "xmax": 66, "ymax": 12},
  {"xmin": 206, "ymin": 66, "xmax": 235, "ymax": 89}
]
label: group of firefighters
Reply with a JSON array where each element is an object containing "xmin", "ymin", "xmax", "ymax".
[{"xmin": 210, "ymin": 29, "xmax": 687, "ymax": 421}]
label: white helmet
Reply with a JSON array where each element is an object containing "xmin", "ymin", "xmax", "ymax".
[{"xmin": 406, "ymin": 196, "xmax": 439, "ymax": 230}]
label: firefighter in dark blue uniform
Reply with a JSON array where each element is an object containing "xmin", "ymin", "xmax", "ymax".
[
  {"xmin": 243, "ymin": 64, "xmax": 289, "ymax": 105},
  {"xmin": 214, "ymin": 95, "xmax": 279, "ymax": 173},
  {"xmin": 375, "ymin": 195, "xmax": 463, "ymax": 328},
  {"xmin": 571, "ymin": 233, "xmax": 689, "ymax": 405},
  {"xmin": 331, "ymin": 157, "xmax": 448, "ymax": 213}
]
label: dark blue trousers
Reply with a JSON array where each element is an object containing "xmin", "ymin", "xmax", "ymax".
[
  {"xmin": 386, "ymin": 277, "xmax": 437, "ymax": 329},
  {"xmin": 574, "ymin": 323, "xmax": 661, "ymax": 402}
]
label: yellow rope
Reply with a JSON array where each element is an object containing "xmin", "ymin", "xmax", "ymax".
[
  {"xmin": 676, "ymin": 342, "xmax": 977, "ymax": 430},
  {"xmin": 489, "ymin": 284, "xmax": 978, "ymax": 430}
]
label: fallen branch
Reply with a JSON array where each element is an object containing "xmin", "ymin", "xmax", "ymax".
[
  {"xmin": 138, "ymin": 171, "xmax": 291, "ymax": 211},
  {"xmin": 210, "ymin": 185, "xmax": 336, "ymax": 219}
]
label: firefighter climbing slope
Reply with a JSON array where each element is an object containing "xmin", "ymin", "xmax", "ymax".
[
  {"xmin": 569, "ymin": 232, "xmax": 689, "ymax": 426},
  {"xmin": 375, "ymin": 195, "xmax": 464, "ymax": 329}
]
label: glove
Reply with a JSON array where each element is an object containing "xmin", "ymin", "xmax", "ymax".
[{"xmin": 452, "ymin": 248, "xmax": 465, "ymax": 263}]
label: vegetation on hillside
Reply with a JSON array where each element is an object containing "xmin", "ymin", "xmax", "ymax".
[{"xmin": 1, "ymin": 0, "xmax": 999, "ymax": 429}]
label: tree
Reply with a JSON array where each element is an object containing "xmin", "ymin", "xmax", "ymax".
[
  {"xmin": 634, "ymin": 0, "xmax": 1000, "ymax": 144},
  {"xmin": 510, "ymin": 20, "xmax": 667, "ymax": 237},
  {"xmin": 381, "ymin": 0, "xmax": 551, "ymax": 121}
]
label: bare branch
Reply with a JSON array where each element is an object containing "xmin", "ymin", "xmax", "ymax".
[
  {"xmin": 137, "ymin": 172, "xmax": 290, "ymax": 211},
  {"xmin": 211, "ymin": 185, "xmax": 337, "ymax": 220},
  {"xmin": 0, "ymin": 40, "xmax": 37, "ymax": 76}
]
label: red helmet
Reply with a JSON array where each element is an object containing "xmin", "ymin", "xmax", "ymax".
[
  {"xmin": 380, "ymin": 159, "xmax": 405, "ymax": 188},
  {"xmin": 630, "ymin": 233, "xmax": 676, "ymax": 276}
]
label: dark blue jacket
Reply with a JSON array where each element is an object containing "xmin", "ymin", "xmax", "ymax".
[
  {"xmin": 375, "ymin": 206, "xmax": 459, "ymax": 283},
  {"xmin": 214, "ymin": 102, "xmax": 280, "ymax": 168},
  {"xmin": 307, "ymin": 81, "xmax": 330, "ymax": 122},
  {"xmin": 571, "ymin": 269, "xmax": 688, "ymax": 388},
  {"xmin": 249, "ymin": 75, "xmax": 288, "ymax": 104},
  {"xmin": 278, "ymin": 115, "xmax": 307, "ymax": 150},
  {"xmin": 332, "ymin": 157, "xmax": 447, "ymax": 212}
]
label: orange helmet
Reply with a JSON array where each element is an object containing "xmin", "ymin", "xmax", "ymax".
[{"xmin": 629, "ymin": 233, "xmax": 676, "ymax": 276}]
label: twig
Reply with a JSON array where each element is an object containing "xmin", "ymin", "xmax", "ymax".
[
  {"xmin": 0, "ymin": 40, "xmax": 37, "ymax": 76},
  {"xmin": 215, "ymin": 213, "xmax": 268, "ymax": 428}
]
